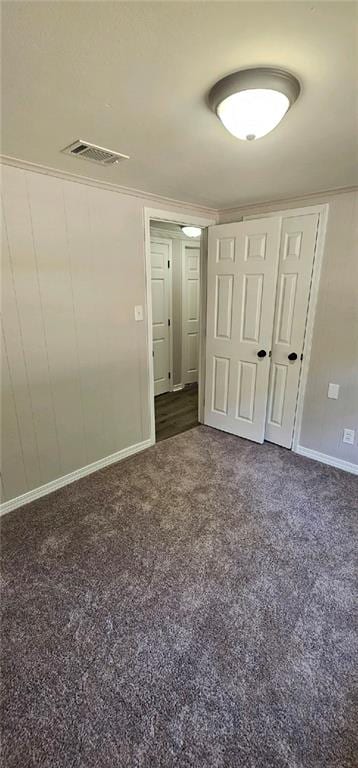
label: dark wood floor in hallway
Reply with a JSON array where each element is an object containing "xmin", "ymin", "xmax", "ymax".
[{"xmin": 155, "ymin": 383, "xmax": 198, "ymax": 442}]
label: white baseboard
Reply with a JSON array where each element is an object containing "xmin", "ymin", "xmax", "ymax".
[
  {"xmin": 295, "ymin": 445, "xmax": 358, "ymax": 475},
  {"xmin": 172, "ymin": 383, "xmax": 184, "ymax": 392},
  {"xmin": 0, "ymin": 438, "xmax": 153, "ymax": 517}
]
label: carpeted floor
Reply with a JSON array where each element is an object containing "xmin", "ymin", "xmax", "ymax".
[{"xmin": 1, "ymin": 426, "xmax": 357, "ymax": 768}]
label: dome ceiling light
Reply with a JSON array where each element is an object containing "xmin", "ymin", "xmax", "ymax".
[
  {"xmin": 181, "ymin": 226, "xmax": 202, "ymax": 238},
  {"xmin": 209, "ymin": 67, "xmax": 301, "ymax": 141}
]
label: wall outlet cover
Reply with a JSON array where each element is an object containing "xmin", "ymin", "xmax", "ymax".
[{"xmin": 343, "ymin": 428, "xmax": 355, "ymax": 445}]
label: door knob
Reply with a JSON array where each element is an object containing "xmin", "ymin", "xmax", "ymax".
[
  {"xmin": 257, "ymin": 349, "xmax": 267, "ymax": 358},
  {"xmin": 288, "ymin": 352, "xmax": 298, "ymax": 361}
]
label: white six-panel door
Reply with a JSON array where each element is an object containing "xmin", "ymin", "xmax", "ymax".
[
  {"xmin": 151, "ymin": 237, "xmax": 172, "ymax": 396},
  {"xmin": 182, "ymin": 243, "xmax": 200, "ymax": 385},
  {"xmin": 265, "ymin": 213, "xmax": 319, "ymax": 448},
  {"xmin": 204, "ymin": 219, "xmax": 280, "ymax": 443}
]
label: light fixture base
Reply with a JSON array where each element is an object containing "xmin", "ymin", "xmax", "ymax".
[{"xmin": 208, "ymin": 67, "xmax": 301, "ymax": 115}]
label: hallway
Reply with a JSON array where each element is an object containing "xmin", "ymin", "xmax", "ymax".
[{"xmin": 155, "ymin": 383, "xmax": 198, "ymax": 442}]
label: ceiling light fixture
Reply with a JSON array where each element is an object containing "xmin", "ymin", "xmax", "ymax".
[
  {"xmin": 209, "ymin": 67, "xmax": 300, "ymax": 141},
  {"xmin": 181, "ymin": 226, "xmax": 202, "ymax": 238}
]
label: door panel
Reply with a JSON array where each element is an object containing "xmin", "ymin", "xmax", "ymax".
[
  {"xmin": 236, "ymin": 361, "xmax": 257, "ymax": 421},
  {"xmin": 212, "ymin": 356, "xmax": 230, "ymax": 414},
  {"xmin": 267, "ymin": 363, "xmax": 287, "ymax": 425},
  {"xmin": 187, "ymin": 332, "xmax": 198, "ymax": 371},
  {"xmin": 275, "ymin": 273, "xmax": 298, "ymax": 344},
  {"xmin": 204, "ymin": 218, "xmax": 280, "ymax": 443},
  {"xmin": 151, "ymin": 237, "xmax": 171, "ymax": 396},
  {"xmin": 182, "ymin": 243, "xmax": 200, "ymax": 384},
  {"xmin": 152, "ymin": 279, "xmax": 166, "ymax": 324},
  {"xmin": 215, "ymin": 275, "xmax": 234, "ymax": 338},
  {"xmin": 241, "ymin": 274, "xmax": 263, "ymax": 342},
  {"xmin": 265, "ymin": 213, "xmax": 319, "ymax": 448}
]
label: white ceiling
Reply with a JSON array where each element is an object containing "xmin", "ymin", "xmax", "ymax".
[{"xmin": 2, "ymin": 1, "xmax": 357, "ymax": 209}]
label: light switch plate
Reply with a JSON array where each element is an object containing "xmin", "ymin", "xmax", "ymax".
[
  {"xmin": 134, "ymin": 305, "xmax": 143, "ymax": 321},
  {"xmin": 343, "ymin": 428, "xmax": 355, "ymax": 445},
  {"xmin": 327, "ymin": 383, "xmax": 340, "ymax": 399}
]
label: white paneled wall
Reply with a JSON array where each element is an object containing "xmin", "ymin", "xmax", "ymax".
[
  {"xmin": 1, "ymin": 167, "xmax": 139, "ymax": 500},
  {"xmin": 1, "ymin": 165, "xmax": 212, "ymax": 503}
]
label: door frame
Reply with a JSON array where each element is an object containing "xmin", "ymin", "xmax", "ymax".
[
  {"xmin": 144, "ymin": 207, "xmax": 216, "ymax": 444},
  {"xmin": 244, "ymin": 203, "xmax": 329, "ymax": 452},
  {"xmin": 145, "ymin": 203, "xmax": 328, "ymax": 450}
]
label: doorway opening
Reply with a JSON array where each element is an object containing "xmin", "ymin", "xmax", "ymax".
[
  {"xmin": 149, "ymin": 219, "xmax": 202, "ymax": 442},
  {"xmin": 145, "ymin": 204, "xmax": 327, "ymax": 456}
]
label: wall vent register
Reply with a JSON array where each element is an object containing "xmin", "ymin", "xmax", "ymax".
[{"xmin": 61, "ymin": 140, "xmax": 129, "ymax": 166}]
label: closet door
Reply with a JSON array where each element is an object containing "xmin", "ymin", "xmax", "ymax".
[
  {"xmin": 265, "ymin": 213, "xmax": 319, "ymax": 448},
  {"xmin": 204, "ymin": 218, "xmax": 280, "ymax": 442}
]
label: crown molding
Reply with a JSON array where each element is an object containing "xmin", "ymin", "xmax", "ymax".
[
  {"xmin": 0, "ymin": 154, "xmax": 218, "ymax": 217},
  {"xmin": 219, "ymin": 185, "xmax": 358, "ymax": 220},
  {"xmin": 1, "ymin": 154, "xmax": 356, "ymax": 221}
]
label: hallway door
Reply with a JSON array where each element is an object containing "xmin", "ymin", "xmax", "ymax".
[
  {"xmin": 182, "ymin": 242, "xmax": 200, "ymax": 385},
  {"xmin": 151, "ymin": 237, "xmax": 172, "ymax": 396}
]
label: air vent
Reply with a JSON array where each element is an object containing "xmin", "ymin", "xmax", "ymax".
[{"xmin": 62, "ymin": 140, "xmax": 129, "ymax": 166}]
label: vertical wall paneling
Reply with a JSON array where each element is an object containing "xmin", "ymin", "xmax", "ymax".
[
  {"xmin": 86, "ymin": 188, "xmax": 143, "ymax": 454},
  {"xmin": 2, "ymin": 166, "xmax": 62, "ymax": 486},
  {"xmin": 1, "ymin": 329, "xmax": 28, "ymax": 499},
  {"xmin": 26, "ymin": 171, "xmax": 87, "ymax": 476},
  {"xmin": 1, "ymin": 207, "xmax": 41, "ymax": 491},
  {"xmin": 1, "ymin": 164, "xmax": 215, "ymax": 505},
  {"xmin": 62, "ymin": 182, "xmax": 106, "ymax": 464}
]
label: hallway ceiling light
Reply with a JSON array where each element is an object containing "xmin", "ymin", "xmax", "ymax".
[
  {"xmin": 181, "ymin": 226, "xmax": 202, "ymax": 238},
  {"xmin": 209, "ymin": 68, "xmax": 300, "ymax": 141}
]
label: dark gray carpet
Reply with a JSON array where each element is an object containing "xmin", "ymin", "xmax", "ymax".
[{"xmin": 1, "ymin": 426, "xmax": 357, "ymax": 768}]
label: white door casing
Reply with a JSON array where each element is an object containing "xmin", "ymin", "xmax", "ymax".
[
  {"xmin": 182, "ymin": 242, "xmax": 200, "ymax": 385},
  {"xmin": 265, "ymin": 213, "xmax": 319, "ymax": 448},
  {"xmin": 204, "ymin": 218, "xmax": 280, "ymax": 443},
  {"xmin": 151, "ymin": 237, "xmax": 172, "ymax": 396}
]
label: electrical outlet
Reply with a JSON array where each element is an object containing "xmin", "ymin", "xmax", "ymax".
[
  {"xmin": 343, "ymin": 428, "xmax": 355, "ymax": 445},
  {"xmin": 328, "ymin": 383, "xmax": 340, "ymax": 399}
]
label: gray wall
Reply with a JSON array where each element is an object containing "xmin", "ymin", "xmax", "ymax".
[
  {"xmin": 2, "ymin": 163, "xmax": 357, "ymax": 506},
  {"xmin": 220, "ymin": 190, "xmax": 358, "ymax": 464},
  {"xmin": 1, "ymin": 164, "xmax": 212, "ymax": 503}
]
